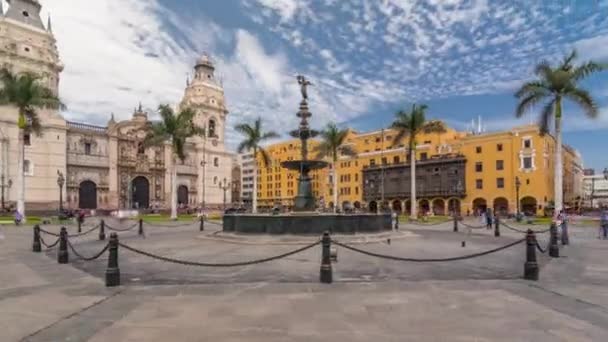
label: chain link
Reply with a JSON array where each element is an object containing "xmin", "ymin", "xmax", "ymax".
[
  {"xmin": 331, "ymin": 238, "xmax": 525, "ymax": 262},
  {"xmin": 535, "ymin": 240, "xmax": 547, "ymax": 254},
  {"xmin": 39, "ymin": 235, "xmax": 60, "ymax": 248},
  {"xmin": 67, "ymin": 224, "xmax": 100, "ymax": 237},
  {"xmin": 459, "ymin": 221, "xmax": 487, "ymax": 230},
  {"xmin": 105, "ymin": 222, "xmax": 138, "ymax": 232},
  {"xmin": 38, "ymin": 227, "xmax": 60, "ymax": 237},
  {"xmin": 501, "ymin": 222, "xmax": 551, "ymax": 234},
  {"xmin": 118, "ymin": 240, "xmax": 320, "ymax": 267},
  {"xmin": 67, "ymin": 239, "xmax": 110, "ymax": 261}
]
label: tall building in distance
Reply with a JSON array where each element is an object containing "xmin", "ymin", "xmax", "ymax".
[
  {"xmin": 238, "ymin": 151, "xmax": 255, "ymax": 207},
  {"xmin": 252, "ymin": 123, "xmax": 583, "ymax": 216},
  {"xmin": 0, "ymin": 0, "xmax": 234, "ymax": 212},
  {"xmin": 582, "ymin": 168, "xmax": 608, "ymax": 209}
]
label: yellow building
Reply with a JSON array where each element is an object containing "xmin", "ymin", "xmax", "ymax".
[{"xmin": 253, "ymin": 124, "xmax": 581, "ymax": 216}]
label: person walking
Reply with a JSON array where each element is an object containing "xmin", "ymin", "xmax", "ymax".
[
  {"xmin": 600, "ymin": 209, "xmax": 608, "ymax": 240},
  {"xmin": 486, "ymin": 210, "xmax": 493, "ymax": 230}
]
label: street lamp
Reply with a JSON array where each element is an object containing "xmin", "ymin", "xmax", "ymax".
[
  {"xmin": 1, "ymin": 174, "xmax": 12, "ymax": 211},
  {"xmin": 515, "ymin": 176, "xmax": 521, "ymax": 221},
  {"xmin": 218, "ymin": 177, "xmax": 230, "ymax": 211},
  {"xmin": 57, "ymin": 170, "xmax": 65, "ymax": 213}
]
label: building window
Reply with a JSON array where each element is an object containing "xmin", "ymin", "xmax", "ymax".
[
  {"xmin": 497, "ymin": 177, "xmax": 504, "ymax": 188},
  {"xmin": 208, "ymin": 119, "xmax": 216, "ymax": 138},
  {"xmin": 420, "ymin": 153, "xmax": 428, "ymax": 161},
  {"xmin": 369, "ymin": 159, "xmax": 376, "ymax": 166},
  {"xmin": 526, "ymin": 179, "xmax": 530, "ymax": 185},
  {"xmin": 355, "ymin": 186, "xmax": 359, "ymax": 195},
  {"xmin": 214, "ymin": 157, "xmax": 219, "ymax": 167},
  {"xmin": 476, "ymin": 146, "xmax": 482, "ymax": 153},
  {"xmin": 23, "ymin": 160, "xmax": 33, "ymax": 176},
  {"xmin": 523, "ymin": 156, "xmax": 532, "ymax": 169},
  {"xmin": 213, "ymin": 176, "xmax": 218, "ymax": 184},
  {"xmin": 84, "ymin": 143, "xmax": 92, "ymax": 155},
  {"xmin": 375, "ymin": 137, "xmax": 381, "ymax": 143},
  {"xmin": 381, "ymin": 157, "xmax": 387, "ymax": 165},
  {"xmin": 393, "ymin": 156, "xmax": 400, "ymax": 164},
  {"xmin": 476, "ymin": 179, "xmax": 483, "ymax": 189},
  {"xmin": 496, "ymin": 160, "xmax": 504, "ymax": 171},
  {"xmin": 24, "ymin": 133, "xmax": 31, "ymax": 146},
  {"xmin": 475, "ymin": 162, "xmax": 483, "ymax": 172},
  {"xmin": 497, "ymin": 144, "xmax": 503, "ymax": 151},
  {"xmin": 523, "ymin": 139, "xmax": 531, "ymax": 149}
]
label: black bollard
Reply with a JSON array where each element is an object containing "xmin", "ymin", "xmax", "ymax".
[
  {"xmin": 32, "ymin": 225, "xmax": 41, "ymax": 252},
  {"xmin": 453, "ymin": 215, "xmax": 458, "ymax": 232},
  {"xmin": 199, "ymin": 215, "xmax": 205, "ymax": 231},
  {"xmin": 319, "ymin": 231, "xmax": 333, "ymax": 284},
  {"xmin": 494, "ymin": 215, "xmax": 500, "ymax": 237},
  {"xmin": 105, "ymin": 233, "xmax": 120, "ymax": 287},
  {"xmin": 99, "ymin": 220, "xmax": 106, "ymax": 241},
  {"xmin": 549, "ymin": 223, "xmax": 559, "ymax": 258},
  {"xmin": 138, "ymin": 219, "xmax": 144, "ymax": 236},
  {"xmin": 57, "ymin": 227, "xmax": 69, "ymax": 264},
  {"xmin": 77, "ymin": 219, "xmax": 82, "ymax": 233},
  {"xmin": 524, "ymin": 229, "xmax": 539, "ymax": 281},
  {"xmin": 561, "ymin": 221, "xmax": 569, "ymax": 246}
]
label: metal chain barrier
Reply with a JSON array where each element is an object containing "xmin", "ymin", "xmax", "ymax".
[
  {"xmin": 501, "ymin": 222, "xmax": 551, "ymax": 234},
  {"xmin": 407, "ymin": 219, "xmax": 451, "ymax": 227},
  {"xmin": 67, "ymin": 224, "xmax": 100, "ymax": 237},
  {"xmin": 38, "ymin": 227, "xmax": 60, "ymax": 237},
  {"xmin": 118, "ymin": 240, "xmax": 320, "ymax": 267},
  {"xmin": 105, "ymin": 222, "xmax": 138, "ymax": 232},
  {"xmin": 143, "ymin": 220, "xmax": 199, "ymax": 228},
  {"xmin": 39, "ymin": 235, "xmax": 60, "ymax": 248},
  {"xmin": 331, "ymin": 238, "xmax": 525, "ymax": 262},
  {"xmin": 535, "ymin": 240, "xmax": 547, "ymax": 254},
  {"xmin": 459, "ymin": 221, "xmax": 487, "ymax": 230},
  {"xmin": 66, "ymin": 239, "xmax": 110, "ymax": 261}
]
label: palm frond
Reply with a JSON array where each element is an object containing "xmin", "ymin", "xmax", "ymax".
[
  {"xmin": 534, "ymin": 60, "xmax": 553, "ymax": 78},
  {"xmin": 258, "ymin": 146, "xmax": 273, "ymax": 167},
  {"xmin": 565, "ymin": 87, "xmax": 598, "ymax": 119},
  {"xmin": 260, "ymin": 131, "xmax": 280, "ymax": 140},
  {"xmin": 515, "ymin": 92, "xmax": 547, "ymax": 118},
  {"xmin": 237, "ymin": 140, "xmax": 252, "ymax": 154},
  {"xmin": 514, "ymin": 81, "xmax": 550, "ymax": 98},
  {"xmin": 572, "ymin": 61, "xmax": 608, "ymax": 82},
  {"xmin": 339, "ymin": 145, "xmax": 357, "ymax": 157},
  {"xmin": 560, "ymin": 49, "xmax": 578, "ymax": 70},
  {"xmin": 423, "ymin": 120, "xmax": 447, "ymax": 134}
]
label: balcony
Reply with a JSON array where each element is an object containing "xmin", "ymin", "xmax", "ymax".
[{"xmin": 67, "ymin": 153, "xmax": 109, "ymax": 168}]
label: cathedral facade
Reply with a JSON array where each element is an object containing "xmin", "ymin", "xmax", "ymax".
[{"xmin": 0, "ymin": 0, "xmax": 233, "ymax": 212}]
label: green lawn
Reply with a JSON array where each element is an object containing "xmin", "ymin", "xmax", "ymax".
[
  {"xmin": 398, "ymin": 215, "xmax": 451, "ymax": 224},
  {"xmin": 0, "ymin": 216, "xmax": 78, "ymax": 225}
]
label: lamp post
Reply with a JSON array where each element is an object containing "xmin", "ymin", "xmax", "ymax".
[
  {"xmin": 515, "ymin": 176, "xmax": 521, "ymax": 221},
  {"xmin": 1, "ymin": 174, "xmax": 12, "ymax": 211},
  {"xmin": 57, "ymin": 170, "xmax": 65, "ymax": 213},
  {"xmin": 218, "ymin": 177, "xmax": 230, "ymax": 211}
]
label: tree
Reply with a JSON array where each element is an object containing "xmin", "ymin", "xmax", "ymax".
[
  {"xmin": 391, "ymin": 104, "xmax": 446, "ymax": 219},
  {"xmin": 314, "ymin": 123, "xmax": 357, "ymax": 212},
  {"xmin": 515, "ymin": 50, "xmax": 606, "ymax": 214},
  {"xmin": 0, "ymin": 69, "xmax": 64, "ymax": 221},
  {"xmin": 144, "ymin": 104, "xmax": 205, "ymax": 219},
  {"xmin": 235, "ymin": 117, "xmax": 279, "ymax": 213}
]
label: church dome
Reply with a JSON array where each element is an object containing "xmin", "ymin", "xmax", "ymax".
[{"xmin": 195, "ymin": 53, "xmax": 214, "ymax": 69}]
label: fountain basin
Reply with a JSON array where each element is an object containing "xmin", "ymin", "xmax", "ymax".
[{"xmin": 223, "ymin": 213, "xmax": 392, "ymax": 235}]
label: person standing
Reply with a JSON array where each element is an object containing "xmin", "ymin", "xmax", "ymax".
[
  {"xmin": 486, "ymin": 210, "xmax": 493, "ymax": 230},
  {"xmin": 600, "ymin": 209, "xmax": 608, "ymax": 240},
  {"xmin": 558, "ymin": 209, "xmax": 569, "ymax": 245}
]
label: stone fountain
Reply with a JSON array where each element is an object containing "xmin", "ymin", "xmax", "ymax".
[{"xmin": 223, "ymin": 76, "xmax": 391, "ymax": 235}]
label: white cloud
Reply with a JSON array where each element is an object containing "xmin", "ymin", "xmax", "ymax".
[{"xmin": 574, "ymin": 34, "xmax": 608, "ymax": 61}]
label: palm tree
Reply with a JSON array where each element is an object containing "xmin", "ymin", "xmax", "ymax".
[
  {"xmin": 144, "ymin": 104, "xmax": 205, "ymax": 219},
  {"xmin": 0, "ymin": 69, "xmax": 64, "ymax": 221},
  {"xmin": 235, "ymin": 117, "xmax": 279, "ymax": 213},
  {"xmin": 392, "ymin": 104, "xmax": 446, "ymax": 219},
  {"xmin": 515, "ymin": 50, "xmax": 606, "ymax": 214},
  {"xmin": 314, "ymin": 123, "xmax": 357, "ymax": 212}
]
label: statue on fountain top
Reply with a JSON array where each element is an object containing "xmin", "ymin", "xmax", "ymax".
[{"xmin": 297, "ymin": 75, "xmax": 312, "ymax": 101}]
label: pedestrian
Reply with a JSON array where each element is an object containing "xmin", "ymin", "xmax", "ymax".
[
  {"xmin": 14, "ymin": 210, "xmax": 23, "ymax": 226},
  {"xmin": 558, "ymin": 210, "xmax": 569, "ymax": 245},
  {"xmin": 486, "ymin": 211, "xmax": 493, "ymax": 230},
  {"xmin": 600, "ymin": 209, "xmax": 608, "ymax": 240}
]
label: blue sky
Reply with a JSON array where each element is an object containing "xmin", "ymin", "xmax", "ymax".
[{"xmin": 40, "ymin": 0, "xmax": 608, "ymax": 171}]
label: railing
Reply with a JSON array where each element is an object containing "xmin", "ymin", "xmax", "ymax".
[{"xmin": 67, "ymin": 121, "xmax": 107, "ymax": 133}]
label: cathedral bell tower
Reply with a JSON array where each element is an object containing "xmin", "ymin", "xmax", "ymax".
[{"xmin": 180, "ymin": 53, "xmax": 229, "ymax": 148}]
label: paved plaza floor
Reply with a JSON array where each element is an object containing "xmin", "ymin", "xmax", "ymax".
[{"xmin": 1, "ymin": 219, "xmax": 607, "ymax": 341}]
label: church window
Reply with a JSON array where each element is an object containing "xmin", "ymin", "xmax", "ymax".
[
  {"xmin": 84, "ymin": 143, "xmax": 92, "ymax": 155},
  {"xmin": 214, "ymin": 157, "xmax": 219, "ymax": 167},
  {"xmin": 137, "ymin": 142, "xmax": 145, "ymax": 155},
  {"xmin": 24, "ymin": 160, "xmax": 33, "ymax": 176},
  {"xmin": 22, "ymin": 11, "xmax": 30, "ymax": 18},
  {"xmin": 213, "ymin": 176, "xmax": 218, "ymax": 185},
  {"xmin": 24, "ymin": 133, "xmax": 31, "ymax": 146},
  {"xmin": 208, "ymin": 119, "xmax": 216, "ymax": 138}
]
